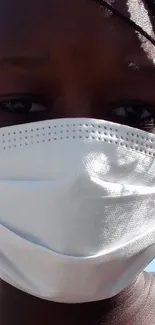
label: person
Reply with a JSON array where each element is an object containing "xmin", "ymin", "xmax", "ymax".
[{"xmin": 1, "ymin": 0, "xmax": 155, "ymax": 324}]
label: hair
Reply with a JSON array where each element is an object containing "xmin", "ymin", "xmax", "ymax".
[{"xmin": 95, "ymin": 0, "xmax": 155, "ymax": 46}]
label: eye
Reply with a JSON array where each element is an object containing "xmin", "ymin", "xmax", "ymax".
[
  {"xmin": 0, "ymin": 98, "xmax": 48, "ymax": 114},
  {"xmin": 107, "ymin": 101, "xmax": 155, "ymax": 132}
]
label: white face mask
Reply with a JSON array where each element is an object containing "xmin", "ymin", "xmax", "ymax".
[{"xmin": 0, "ymin": 117, "xmax": 155, "ymax": 303}]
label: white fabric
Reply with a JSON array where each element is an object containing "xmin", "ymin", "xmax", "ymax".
[{"xmin": 0, "ymin": 117, "xmax": 155, "ymax": 303}]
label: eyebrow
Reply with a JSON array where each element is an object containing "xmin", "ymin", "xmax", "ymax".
[{"xmin": 0, "ymin": 56, "xmax": 50, "ymax": 69}]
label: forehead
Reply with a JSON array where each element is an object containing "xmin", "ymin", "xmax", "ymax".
[
  {"xmin": 0, "ymin": 0, "xmax": 155, "ymax": 102},
  {"xmin": 0, "ymin": 0, "xmax": 152, "ymax": 55}
]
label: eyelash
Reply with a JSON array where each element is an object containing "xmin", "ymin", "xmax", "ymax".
[
  {"xmin": 0, "ymin": 98, "xmax": 155, "ymax": 132},
  {"xmin": 0, "ymin": 98, "xmax": 48, "ymax": 114},
  {"xmin": 108, "ymin": 102, "xmax": 155, "ymax": 132}
]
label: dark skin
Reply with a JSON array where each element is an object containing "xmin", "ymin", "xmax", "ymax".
[{"xmin": 1, "ymin": 0, "xmax": 155, "ymax": 324}]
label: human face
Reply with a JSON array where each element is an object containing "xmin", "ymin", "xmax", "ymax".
[{"xmin": 0, "ymin": 0, "xmax": 155, "ymax": 131}]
